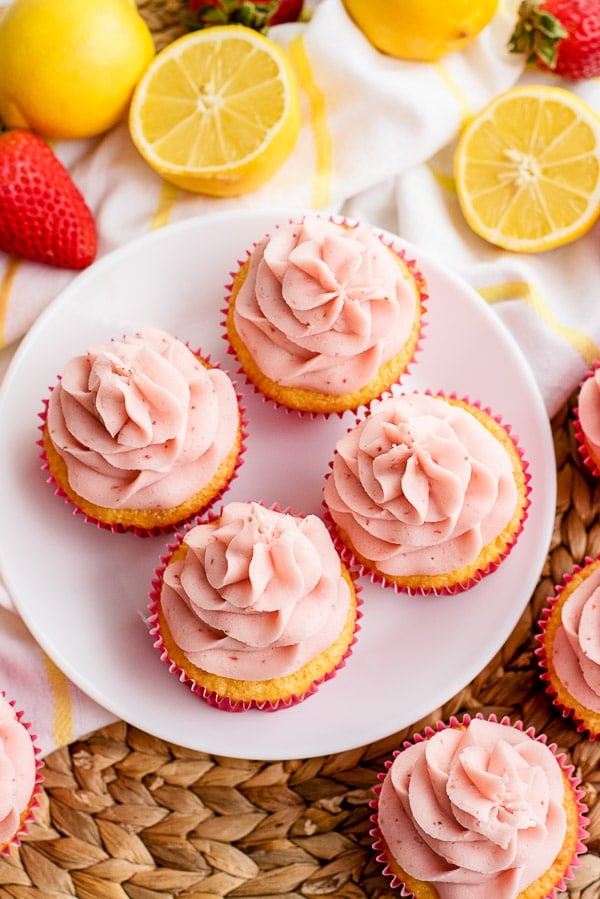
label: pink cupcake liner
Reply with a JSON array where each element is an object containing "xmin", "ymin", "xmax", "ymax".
[
  {"xmin": 147, "ymin": 501, "xmax": 363, "ymax": 712},
  {"xmin": 323, "ymin": 391, "xmax": 531, "ymax": 596},
  {"xmin": 0, "ymin": 691, "xmax": 44, "ymax": 855},
  {"xmin": 536, "ymin": 556, "xmax": 600, "ymax": 741},
  {"xmin": 573, "ymin": 360, "xmax": 600, "ymax": 479},
  {"xmin": 37, "ymin": 360, "xmax": 249, "ymax": 538},
  {"xmin": 221, "ymin": 213, "xmax": 428, "ymax": 419},
  {"xmin": 368, "ymin": 712, "xmax": 589, "ymax": 897}
]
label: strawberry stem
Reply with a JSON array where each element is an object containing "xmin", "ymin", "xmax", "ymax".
[
  {"xmin": 187, "ymin": 0, "xmax": 282, "ymax": 33},
  {"xmin": 508, "ymin": 0, "xmax": 568, "ymax": 68}
]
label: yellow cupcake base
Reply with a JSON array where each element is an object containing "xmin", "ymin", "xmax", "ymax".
[
  {"xmin": 377, "ymin": 768, "xmax": 582, "ymax": 899},
  {"xmin": 330, "ymin": 396, "xmax": 530, "ymax": 595},
  {"xmin": 42, "ymin": 421, "xmax": 243, "ymax": 534},
  {"xmin": 226, "ymin": 241, "xmax": 426, "ymax": 416},
  {"xmin": 155, "ymin": 541, "xmax": 360, "ymax": 709}
]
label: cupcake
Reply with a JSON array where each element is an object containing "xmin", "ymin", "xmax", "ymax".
[
  {"xmin": 323, "ymin": 391, "xmax": 530, "ymax": 594},
  {"xmin": 536, "ymin": 556, "xmax": 600, "ymax": 740},
  {"xmin": 40, "ymin": 326, "xmax": 245, "ymax": 534},
  {"xmin": 148, "ymin": 500, "xmax": 361, "ymax": 711},
  {"xmin": 0, "ymin": 692, "xmax": 43, "ymax": 853},
  {"xmin": 224, "ymin": 214, "xmax": 427, "ymax": 416},
  {"xmin": 573, "ymin": 361, "xmax": 600, "ymax": 477},
  {"xmin": 370, "ymin": 713, "xmax": 588, "ymax": 898}
]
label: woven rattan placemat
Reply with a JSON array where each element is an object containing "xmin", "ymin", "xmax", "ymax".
[{"xmin": 0, "ymin": 4, "xmax": 598, "ymax": 894}]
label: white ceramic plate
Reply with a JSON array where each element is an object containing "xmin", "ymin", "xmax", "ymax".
[{"xmin": 0, "ymin": 209, "xmax": 555, "ymax": 760}]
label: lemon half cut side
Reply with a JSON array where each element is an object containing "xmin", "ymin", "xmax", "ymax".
[
  {"xmin": 129, "ymin": 25, "xmax": 301, "ymax": 197},
  {"xmin": 454, "ymin": 86, "xmax": 600, "ymax": 253}
]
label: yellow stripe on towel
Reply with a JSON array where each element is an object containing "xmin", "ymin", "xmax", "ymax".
[
  {"xmin": 150, "ymin": 180, "xmax": 180, "ymax": 231},
  {"xmin": 479, "ymin": 280, "xmax": 600, "ymax": 365},
  {"xmin": 42, "ymin": 652, "xmax": 74, "ymax": 749},
  {"xmin": 288, "ymin": 34, "xmax": 333, "ymax": 209},
  {"xmin": 0, "ymin": 257, "xmax": 21, "ymax": 348},
  {"xmin": 433, "ymin": 60, "xmax": 472, "ymax": 130}
]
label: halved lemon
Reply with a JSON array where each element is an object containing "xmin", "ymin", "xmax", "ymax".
[
  {"xmin": 129, "ymin": 25, "xmax": 301, "ymax": 197},
  {"xmin": 454, "ymin": 86, "xmax": 600, "ymax": 253}
]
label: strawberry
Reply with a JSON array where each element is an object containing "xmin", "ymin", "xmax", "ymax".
[
  {"xmin": 188, "ymin": 0, "xmax": 303, "ymax": 33},
  {"xmin": 509, "ymin": 0, "xmax": 600, "ymax": 80},
  {"xmin": 0, "ymin": 129, "xmax": 96, "ymax": 270}
]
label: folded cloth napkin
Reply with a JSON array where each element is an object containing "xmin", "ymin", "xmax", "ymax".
[{"xmin": 1, "ymin": 0, "xmax": 600, "ymax": 756}]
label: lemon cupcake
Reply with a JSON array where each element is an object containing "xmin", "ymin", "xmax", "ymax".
[
  {"xmin": 225, "ymin": 214, "xmax": 427, "ymax": 416},
  {"xmin": 0, "ymin": 692, "xmax": 43, "ymax": 854},
  {"xmin": 573, "ymin": 361, "xmax": 600, "ymax": 478},
  {"xmin": 148, "ymin": 500, "xmax": 361, "ymax": 711},
  {"xmin": 41, "ymin": 326, "xmax": 245, "ymax": 535},
  {"xmin": 370, "ymin": 713, "xmax": 588, "ymax": 898},
  {"xmin": 323, "ymin": 390, "xmax": 530, "ymax": 594},
  {"xmin": 536, "ymin": 556, "xmax": 600, "ymax": 740}
]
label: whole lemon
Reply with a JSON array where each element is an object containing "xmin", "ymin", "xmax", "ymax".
[
  {"xmin": 341, "ymin": 0, "xmax": 499, "ymax": 61},
  {"xmin": 0, "ymin": 0, "xmax": 155, "ymax": 140}
]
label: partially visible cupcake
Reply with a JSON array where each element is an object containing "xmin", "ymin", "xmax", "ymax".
[
  {"xmin": 323, "ymin": 391, "xmax": 530, "ymax": 594},
  {"xmin": 536, "ymin": 556, "xmax": 600, "ymax": 740},
  {"xmin": 573, "ymin": 361, "xmax": 600, "ymax": 477},
  {"xmin": 224, "ymin": 214, "xmax": 427, "ymax": 416},
  {"xmin": 41, "ymin": 326, "xmax": 245, "ymax": 535},
  {"xmin": 148, "ymin": 500, "xmax": 361, "ymax": 711},
  {"xmin": 0, "ymin": 692, "xmax": 43, "ymax": 854},
  {"xmin": 370, "ymin": 713, "xmax": 588, "ymax": 898}
]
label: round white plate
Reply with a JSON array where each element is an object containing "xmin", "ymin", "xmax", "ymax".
[{"xmin": 0, "ymin": 209, "xmax": 555, "ymax": 760}]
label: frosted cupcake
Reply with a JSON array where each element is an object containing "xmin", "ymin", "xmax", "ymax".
[
  {"xmin": 225, "ymin": 214, "xmax": 427, "ymax": 415},
  {"xmin": 41, "ymin": 326, "xmax": 245, "ymax": 534},
  {"xmin": 573, "ymin": 361, "xmax": 600, "ymax": 477},
  {"xmin": 148, "ymin": 500, "xmax": 361, "ymax": 710},
  {"xmin": 0, "ymin": 692, "xmax": 43, "ymax": 853},
  {"xmin": 371, "ymin": 714, "xmax": 588, "ymax": 898},
  {"xmin": 537, "ymin": 556, "xmax": 600, "ymax": 740},
  {"xmin": 323, "ymin": 391, "xmax": 530, "ymax": 594}
]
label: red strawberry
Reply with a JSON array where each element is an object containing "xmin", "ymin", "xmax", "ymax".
[
  {"xmin": 509, "ymin": 0, "xmax": 600, "ymax": 80},
  {"xmin": 188, "ymin": 0, "xmax": 303, "ymax": 32},
  {"xmin": 0, "ymin": 129, "xmax": 97, "ymax": 270}
]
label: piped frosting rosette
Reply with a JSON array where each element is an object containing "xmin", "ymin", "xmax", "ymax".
[
  {"xmin": 148, "ymin": 500, "xmax": 361, "ymax": 711},
  {"xmin": 573, "ymin": 360, "xmax": 600, "ymax": 478},
  {"xmin": 323, "ymin": 391, "xmax": 530, "ymax": 594},
  {"xmin": 0, "ymin": 692, "xmax": 44, "ymax": 854},
  {"xmin": 40, "ymin": 326, "xmax": 246, "ymax": 535},
  {"xmin": 224, "ymin": 214, "xmax": 427, "ymax": 416},
  {"xmin": 370, "ymin": 713, "xmax": 589, "ymax": 899},
  {"xmin": 536, "ymin": 556, "xmax": 600, "ymax": 740}
]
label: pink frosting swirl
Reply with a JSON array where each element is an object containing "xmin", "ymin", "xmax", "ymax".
[
  {"xmin": 577, "ymin": 368, "xmax": 600, "ymax": 462},
  {"xmin": 46, "ymin": 327, "xmax": 240, "ymax": 509},
  {"xmin": 323, "ymin": 394, "xmax": 518, "ymax": 577},
  {"xmin": 160, "ymin": 501, "xmax": 352, "ymax": 680},
  {"xmin": 0, "ymin": 696, "xmax": 36, "ymax": 847},
  {"xmin": 377, "ymin": 718, "xmax": 568, "ymax": 899},
  {"xmin": 552, "ymin": 564, "xmax": 600, "ymax": 713},
  {"xmin": 232, "ymin": 216, "xmax": 421, "ymax": 394}
]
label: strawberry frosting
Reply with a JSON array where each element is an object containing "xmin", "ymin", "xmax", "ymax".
[
  {"xmin": 323, "ymin": 393, "xmax": 518, "ymax": 577},
  {"xmin": 552, "ymin": 564, "xmax": 600, "ymax": 713},
  {"xmin": 160, "ymin": 501, "xmax": 352, "ymax": 680},
  {"xmin": 377, "ymin": 718, "xmax": 568, "ymax": 898},
  {"xmin": 45, "ymin": 327, "xmax": 240, "ymax": 509},
  {"xmin": 232, "ymin": 216, "xmax": 421, "ymax": 394},
  {"xmin": 577, "ymin": 367, "xmax": 600, "ymax": 463},
  {"xmin": 0, "ymin": 696, "xmax": 36, "ymax": 847}
]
